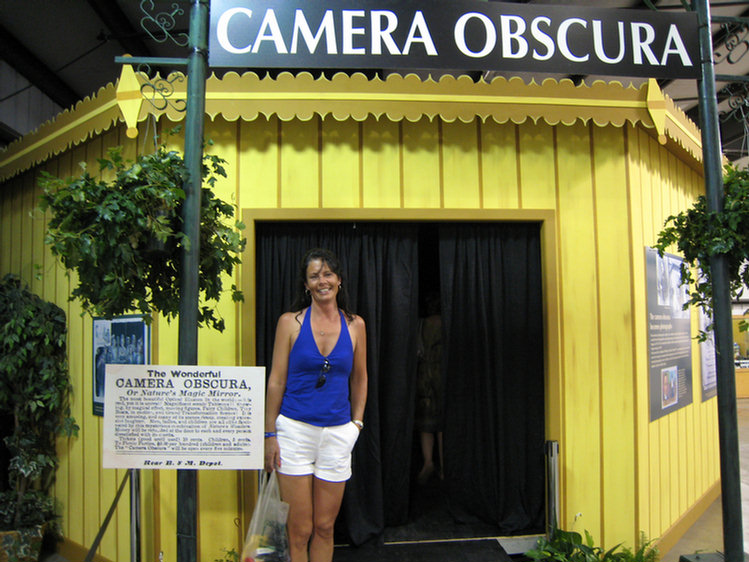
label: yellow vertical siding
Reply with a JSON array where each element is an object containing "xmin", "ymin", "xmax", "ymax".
[
  {"xmin": 480, "ymin": 120, "xmax": 520, "ymax": 209},
  {"xmin": 321, "ymin": 118, "xmax": 361, "ymax": 208},
  {"xmin": 239, "ymin": 118, "xmax": 279, "ymax": 209},
  {"xmin": 0, "ymin": 184, "xmax": 9, "ymax": 273},
  {"xmin": 0, "ymin": 111, "xmax": 719, "ymax": 561},
  {"xmin": 518, "ymin": 121, "xmax": 557, "ymax": 209},
  {"xmin": 402, "ymin": 118, "xmax": 441, "ymax": 208},
  {"xmin": 80, "ymin": 137, "xmax": 101, "ymax": 551},
  {"xmin": 627, "ymin": 125, "xmax": 651, "ymax": 537},
  {"xmin": 361, "ymin": 118, "xmax": 401, "ymax": 208},
  {"xmin": 625, "ymin": 126, "xmax": 719, "ymax": 550},
  {"xmin": 280, "ymin": 119, "xmax": 320, "ymax": 208},
  {"xmin": 442, "ymin": 120, "xmax": 481, "ymax": 208},
  {"xmin": 199, "ymin": 118, "xmax": 246, "ymax": 559},
  {"xmin": 592, "ymin": 125, "xmax": 636, "ymax": 547},
  {"xmin": 555, "ymin": 123, "xmax": 602, "ymax": 540}
]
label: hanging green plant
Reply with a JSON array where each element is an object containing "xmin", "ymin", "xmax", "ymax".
[
  {"xmin": 654, "ymin": 163, "xmax": 749, "ymax": 339},
  {"xmin": 0, "ymin": 274, "xmax": 77, "ymax": 546},
  {"xmin": 38, "ymin": 140, "xmax": 245, "ymax": 332}
]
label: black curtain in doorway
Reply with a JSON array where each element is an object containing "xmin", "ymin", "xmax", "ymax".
[
  {"xmin": 254, "ymin": 222, "xmax": 420, "ymax": 545},
  {"xmin": 439, "ymin": 223, "xmax": 545, "ymax": 533}
]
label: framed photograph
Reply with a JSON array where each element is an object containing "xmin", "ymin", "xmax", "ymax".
[
  {"xmin": 93, "ymin": 315, "xmax": 150, "ymax": 416},
  {"xmin": 660, "ymin": 366, "xmax": 679, "ymax": 409}
]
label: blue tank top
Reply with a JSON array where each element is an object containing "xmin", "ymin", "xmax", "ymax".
[{"xmin": 280, "ymin": 308, "xmax": 354, "ymax": 426}]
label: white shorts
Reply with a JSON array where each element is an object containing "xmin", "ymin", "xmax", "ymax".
[{"xmin": 276, "ymin": 414, "xmax": 360, "ymax": 482}]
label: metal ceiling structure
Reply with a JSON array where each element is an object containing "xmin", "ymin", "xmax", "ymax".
[{"xmin": 1, "ymin": 0, "xmax": 749, "ymax": 165}]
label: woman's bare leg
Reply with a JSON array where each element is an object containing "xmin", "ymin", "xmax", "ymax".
[
  {"xmin": 309, "ymin": 478, "xmax": 346, "ymax": 562},
  {"xmin": 418, "ymin": 431, "xmax": 435, "ymax": 483},
  {"xmin": 278, "ymin": 473, "xmax": 314, "ymax": 562}
]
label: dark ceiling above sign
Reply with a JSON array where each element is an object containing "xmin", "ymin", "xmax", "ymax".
[{"xmin": 0, "ymin": 0, "xmax": 748, "ymax": 164}]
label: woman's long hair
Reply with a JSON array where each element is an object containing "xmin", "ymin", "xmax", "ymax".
[{"xmin": 290, "ymin": 248, "xmax": 354, "ymax": 321}]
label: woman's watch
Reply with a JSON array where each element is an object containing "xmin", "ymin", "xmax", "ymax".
[{"xmin": 352, "ymin": 419, "xmax": 364, "ymax": 430}]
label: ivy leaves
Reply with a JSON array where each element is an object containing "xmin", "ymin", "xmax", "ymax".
[
  {"xmin": 654, "ymin": 164, "xmax": 749, "ymax": 337},
  {"xmin": 38, "ymin": 143, "xmax": 246, "ymax": 332},
  {"xmin": 0, "ymin": 274, "xmax": 76, "ymax": 531}
]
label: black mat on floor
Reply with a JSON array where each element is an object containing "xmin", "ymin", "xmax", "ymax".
[
  {"xmin": 334, "ymin": 539, "xmax": 512, "ymax": 562},
  {"xmin": 382, "ymin": 475, "xmax": 505, "ymax": 542}
]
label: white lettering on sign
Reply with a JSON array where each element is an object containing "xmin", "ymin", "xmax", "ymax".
[
  {"xmin": 558, "ymin": 18, "xmax": 589, "ymax": 63},
  {"xmin": 209, "ymin": 1, "xmax": 697, "ymax": 78},
  {"xmin": 291, "ymin": 10, "xmax": 337, "ymax": 54},
  {"xmin": 530, "ymin": 17, "xmax": 554, "ymax": 61},
  {"xmin": 402, "ymin": 11, "xmax": 437, "ymax": 56},
  {"xmin": 660, "ymin": 24, "xmax": 692, "ymax": 66},
  {"xmin": 371, "ymin": 10, "xmax": 401, "ymax": 55},
  {"xmin": 252, "ymin": 9, "xmax": 287, "ymax": 54},
  {"xmin": 500, "ymin": 15, "xmax": 527, "ymax": 59},
  {"xmin": 342, "ymin": 10, "xmax": 366, "ymax": 55},
  {"xmin": 455, "ymin": 12, "xmax": 496, "ymax": 58},
  {"xmin": 216, "ymin": 7, "xmax": 254, "ymax": 54},
  {"xmin": 592, "ymin": 20, "xmax": 625, "ymax": 64}
]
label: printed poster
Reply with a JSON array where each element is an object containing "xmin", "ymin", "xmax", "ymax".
[
  {"xmin": 103, "ymin": 364, "xmax": 265, "ymax": 470},
  {"xmin": 646, "ymin": 247, "xmax": 693, "ymax": 421}
]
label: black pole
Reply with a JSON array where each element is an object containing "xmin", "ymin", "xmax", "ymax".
[
  {"xmin": 130, "ymin": 469, "xmax": 141, "ymax": 562},
  {"xmin": 693, "ymin": 1, "xmax": 744, "ymax": 561},
  {"xmin": 177, "ymin": 2, "xmax": 209, "ymax": 562}
]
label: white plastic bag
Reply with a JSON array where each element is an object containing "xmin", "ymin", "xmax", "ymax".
[{"xmin": 241, "ymin": 471, "xmax": 291, "ymax": 562}]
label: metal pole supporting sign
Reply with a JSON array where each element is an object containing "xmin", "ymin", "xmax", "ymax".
[
  {"xmin": 689, "ymin": 1, "xmax": 745, "ymax": 561},
  {"xmin": 177, "ymin": 2, "xmax": 210, "ymax": 562}
]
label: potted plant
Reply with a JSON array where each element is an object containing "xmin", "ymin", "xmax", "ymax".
[
  {"xmin": 654, "ymin": 163, "xmax": 749, "ymax": 339},
  {"xmin": 37, "ymin": 135, "xmax": 246, "ymax": 331},
  {"xmin": 525, "ymin": 528, "xmax": 658, "ymax": 562},
  {"xmin": 0, "ymin": 274, "xmax": 78, "ymax": 562}
]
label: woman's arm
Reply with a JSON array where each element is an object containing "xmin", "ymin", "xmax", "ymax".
[
  {"xmin": 349, "ymin": 315, "xmax": 368, "ymax": 425},
  {"xmin": 264, "ymin": 312, "xmax": 296, "ymax": 472}
]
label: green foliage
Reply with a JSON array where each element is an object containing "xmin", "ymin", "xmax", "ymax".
[
  {"xmin": 654, "ymin": 164, "xmax": 749, "ymax": 340},
  {"xmin": 38, "ymin": 141, "xmax": 246, "ymax": 332},
  {"xmin": 0, "ymin": 523, "xmax": 45, "ymax": 562},
  {"xmin": 214, "ymin": 548, "xmax": 240, "ymax": 562},
  {"xmin": 525, "ymin": 530, "xmax": 658, "ymax": 562},
  {"xmin": 0, "ymin": 275, "xmax": 78, "ymax": 532}
]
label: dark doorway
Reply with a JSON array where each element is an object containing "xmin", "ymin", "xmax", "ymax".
[{"xmin": 254, "ymin": 221, "xmax": 545, "ymax": 546}]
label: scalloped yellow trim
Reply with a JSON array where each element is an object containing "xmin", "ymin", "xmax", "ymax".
[
  {"xmin": 0, "ymin": 84, "xmax": 120, "ymax": 181},
  {"xmin": 0, "ymin": 71, "xmax": 703, "ymax": 183}
]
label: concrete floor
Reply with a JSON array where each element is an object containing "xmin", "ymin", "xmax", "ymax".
[{"xmin": 660, "ymin": 398, "xmax": 749, "ymax": 562}]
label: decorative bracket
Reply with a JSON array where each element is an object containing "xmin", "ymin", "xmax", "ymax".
[
  {"xmin": 115, "ymin": 58, "xmax": 144, "ymax": 139},
  {"xmin": 139, "ymin": 0, "xmax": 189, "ymax": 47},
  {"xmin": 647, "ymin": 78, "xmax": 668, "ymax": 145}
]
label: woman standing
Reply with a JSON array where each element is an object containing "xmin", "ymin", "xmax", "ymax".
[{"xmin": 264, "ymin": 248, "xmax": 368, "ymax": 562}]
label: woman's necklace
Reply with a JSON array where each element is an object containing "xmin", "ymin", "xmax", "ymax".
[{"xmin": 313, "ymin": 308, "xmax": 336, "ymax": 337}]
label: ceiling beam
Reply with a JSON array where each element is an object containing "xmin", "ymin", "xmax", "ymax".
[
  {"xmin": 85, "ymin": 0, "xmax": 153, "ymax": 57},
  {"xmin": 0, "ymin": 121, "xmax": 21, "ymax": 147},
  {"xmin": 0, "ymin": 22, "xmax": 80, "ymax": 109}
]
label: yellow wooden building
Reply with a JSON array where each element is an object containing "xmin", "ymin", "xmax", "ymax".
[{"xmin": 0, "ymin": 68, "xmax": 718, "ymax": 562}]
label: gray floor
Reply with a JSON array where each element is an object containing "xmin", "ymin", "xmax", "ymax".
[{"xmin": 660, "ymin": 398, "xmax": 749, "ymax": 562}]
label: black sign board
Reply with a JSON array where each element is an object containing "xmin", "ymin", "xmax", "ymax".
[{"xmin": 209, "ymin": 0, "xmax": 699, "ymax": 79}]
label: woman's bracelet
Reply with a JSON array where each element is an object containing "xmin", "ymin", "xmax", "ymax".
[
  {"xmin": 264, "ymin": 431, "xmax": 277, "ymax": 438},
  {"xmin": 352, "ymin": 419, "xmax": 364, "ymax": 430}
]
